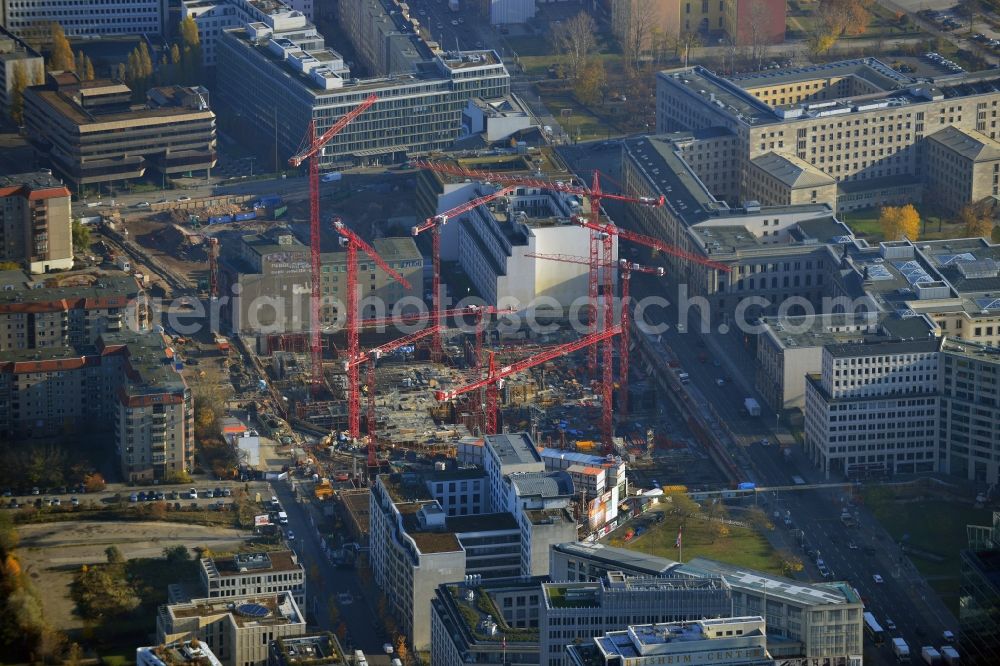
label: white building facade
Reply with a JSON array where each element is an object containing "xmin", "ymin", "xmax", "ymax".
[
  {"xmin": 1, "ymin": 0, "xmax": 168, "ymax": 39},
  {"xmin": 804, "ymin": 337, "xmax": 943, "ymax": 479}
]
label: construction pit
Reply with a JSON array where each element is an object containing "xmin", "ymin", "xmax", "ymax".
[{"xmin": 247, "ymin": 319, "xmax": 731, "ymax": 489}]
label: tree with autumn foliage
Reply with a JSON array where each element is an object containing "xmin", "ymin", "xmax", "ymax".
[
  {"xmin": 959, "ymin": 202, "xmax": 995, "ymax": 238},
  {"xmin": 879, "ymin": 204, "xmax": 920, "ymax": 240},
  {"xmin": 49, "ymin": 22, "xmax": 75, "ymax": 72}
]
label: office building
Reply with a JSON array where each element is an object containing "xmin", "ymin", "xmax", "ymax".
[
  {"xmin": 803, "ymin": 334, "xmax": 943, "ymax": 480},
  {"xmin": 456, "ymin": 184, "xmax": 615, "ymax": 309},
  {"xmin": 0, "ymin": 26, "xmax": 43, "ymax": 120},
  {"xmin": 267, "ymin": 633, "xmax": 345, "ymax": 666},
  {"xmin": 746, "ymin": 152, "xmax": 838, "ymax": 210},
  {"xmin": 551, "ymin": 543, "xmax": 864, "ymax": 663},
  {"xmin": 216, "ymin": 13, "xmax": 509, "ymax": 169},
  {"xmin": 430, "ymin": 578, "xmax": 544, "ymax": 666},
  {"xmin": 0, "ymin": 0, "xmax": 168, "ymax": 41},
  {"xmin": 655, "ymin": 58, "xmax": 1000, "ymax": 216},
  {"xmin": 199, "ymin": 551, "xmax": 306, "ymax": 608},
  {"xmin": 336, "ymin": 0, "xmax": 427, "ymax": 77},
  {"xmin": 612, "ymin": 0, "xmax": 783, "ymax": 49},
  {"xmin": 181, "ymin": 0, "xmax": 317, "ymax": 68},
  {"xmin": 0, "ymin": 171, "xmax": 73, "ymax": 273},
  {"xmin": 566, "ymin": 617, "xmax": 773, "ymax": 666},
  {"xmin": 220, "ymin": 229, "xmax": 422, "ymax": 337},
  {"xmin": 960, "ymin": 511, "xmax": 1000, "ymax": 665},
  {"xmin": 755, "ymin": 311, "xmax": 934, "ymax": 412},
  {"xmin": 137, "ymin": 640, "xmax": 223, "ymax": 666},
  {"xmin": 157, "ymin": 593, "xmax": 305, "ymax": 666},
  {"xmin": 939, "ymin": 340, "xmax": 1000, "ymax": 485},
  {"xmin": 369, "ymin": 433, "xmax": 576, "ymax": 649},
  {"xmin": 620, "ymin": 132, "xmax": 860, "ymax": 320},
  {"xmin": 414, "ymin": 152, "xmax": 609, "ymax": 309},
  {"xmin": 483, "ymin": 0, "xmax": 535, "ymax": 25},
  {"xmin": 541, "ymin": 573, "xmax": 733, "ymax": 666},
  {"xmin": 23, "ymin": 75, "xmax": 216, "ymax": 188},
  {"xmin": 925, "ymin": 126, "xmax": 1000, "ymax": 214}
]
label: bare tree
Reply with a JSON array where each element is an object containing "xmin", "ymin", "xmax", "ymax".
[
  {"xmin": 618, "ymin": 0, "xmax": 659, "ymax": 73},
  {"xmin": 673, "ymin": 30, "xmax": 702, "ymax": 68},
  {"xmin": 748, "ymin": 0, "xmax": 770, "ymax": 71},
  {"xmin": 550, "ymin": 11, "xmax": 598, "ymax": 80}
]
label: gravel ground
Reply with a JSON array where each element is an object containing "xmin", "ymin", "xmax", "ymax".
[{"xmin": 17, "ymin": 520, "xmax": 251, "ymax": 632}]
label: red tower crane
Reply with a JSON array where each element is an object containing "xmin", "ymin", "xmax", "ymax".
[
  {"xmin": 434, "ymin": 326, "xmax": 621, "ymax": 436},
  {"xmin": 207, "ymin": 237, "xmax": 220, "ymax": 299},
  {"xmin": 410, "ymin": 159, "xmax": 664, "ymax": 377},
  {"xmin": 411, "ymin": 186, "xmax": 516, "ymax": 362},
  {"xmin": 343, "ymin": 325, "xmax": 441, "ymax": 469},
  {"xmin": 289, "ymin": 93, "xmax": 378, "ymax": 393},
  {"xmin": 526, "ymin": 253, "xmax": 664, "ymax": 420},
  {"xmin": 332, "ymin": 217, "xmax": 412, "ymax": 439},
  {"xmin": 574, "ymin": 218, "xmax": 731, "ymax": 449}
]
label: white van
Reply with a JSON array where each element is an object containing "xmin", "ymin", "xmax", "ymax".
[{"xmin": 277, "ymin": 511, "xmax": 288, "ymax": 524}]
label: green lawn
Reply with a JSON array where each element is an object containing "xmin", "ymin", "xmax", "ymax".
[
  {"xmin": 862, "ymin": 487, "xmax": 993, "ymax": 614},
  {"xmin": 604, "ymin": 507, "xmax": 785, "ymax": 576},
  {"xmin": 838, "ymin": 206, "xmax": 979, "ymax": 243}
]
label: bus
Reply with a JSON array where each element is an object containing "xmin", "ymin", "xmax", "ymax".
[{"xmin": 863, "ymin": 612, "xmax": 885, "ymax": 647}]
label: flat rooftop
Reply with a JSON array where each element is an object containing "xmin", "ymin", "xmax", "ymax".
[
  {"xmin": 0, "ymin": 170, "xmax": 69, "ymax": 194},
  {"xmin": 439, "ymin": 580, "xmax": 543, "ymax": 644},
  {"xmin": 553, "ymin": 542, "xmax": 680, "ymax": 577},
  {"xmin": 137, "ymin": 640, "xmax": 222, "ymax": 665},
  {"xmin": 0, "ymin": 271, "xmax": 138, "ymax": 310},
  {"xmin": 270, "ymin": 633, "xmax": 344, "ymax": 666},
  {"xmin": 593, "ymin": 617, "xmax": 767, "ymax": 660},
  {"xmin": 210, "ymin": 550, "xmax": 300, "ymax": 577},
  {"xmin": 730, "ymin": 58, "xmax": 913, "ymax": 91},
  {"xmin": 943, "ymin": 338, "xmax": 1000, "ymax": 363},
  {"xmin": 760, "ymin": 312, "xmax": 933, "ymax": 350},
  {"xmin": 510, "ymin": 470, "xmax": 574, "ymax": 498},
  {"xmin": 825, "ymin": 335, "xmax": 941, "ymax": 358},
  {"xmin": 486, "ymin": 432, "xmax": 542, "ymax": 466},
  {"xmin": 661, "ymin": 59, "xmax": 1000, "ymax": 127},
  {"xmin": 170, "ymin": 593, "xmax": 302, "ymax": 628},
  {"xmin": 678, "ymin": 557, "xmax": 860, "ymax": 606}
]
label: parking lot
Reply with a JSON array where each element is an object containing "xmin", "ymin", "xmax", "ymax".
[{"xmin": 2, "ymin": 480, "xmax": 271, "ymax": 512}]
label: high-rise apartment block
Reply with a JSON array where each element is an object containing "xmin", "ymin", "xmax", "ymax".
[
  {"xmin": 0, "ymin": 270, "xmax": 193, "ymax": 481},
  {"xmin": 0, "ymin": 172, "xmax": 73, "ymax": 273},
  {"xmin": 24, "ymin": 74, "xmax": 216, "ymax": 188}
]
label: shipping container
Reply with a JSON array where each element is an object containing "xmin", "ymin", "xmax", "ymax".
[{"xmin": 234, "ymin": 211, "xmax": 257, "ymax": 221}]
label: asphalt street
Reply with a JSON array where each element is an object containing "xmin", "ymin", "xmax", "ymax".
[
  {"xmin": 273, "ymin": 480, "xmax": 383, "ymax": 655},
  {"xmin": 558, "ymin": 140, "xmax": 960, "ymax": 665}
]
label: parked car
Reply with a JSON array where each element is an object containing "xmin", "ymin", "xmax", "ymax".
[
  {"xmin": 176, "ymin": 195, "xmax": 191, "ymax": 202},
  {"xmin": 129, "ymin": 493, "xmax": 139, "ymax": 503}
]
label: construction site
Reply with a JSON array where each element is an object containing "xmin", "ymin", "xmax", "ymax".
[{"xmin": 79, "ymin": 96, "xmax": 734, "ymax": 495}]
